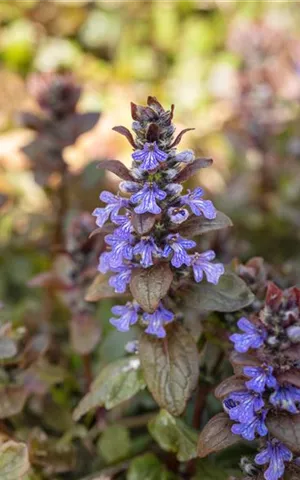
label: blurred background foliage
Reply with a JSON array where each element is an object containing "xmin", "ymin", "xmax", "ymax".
[{"xmin": 1, "ymin": 1, "xmax": 300, "ymax": 478}]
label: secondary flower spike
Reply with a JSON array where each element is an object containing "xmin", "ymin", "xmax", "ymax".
[
  {"xmin": 220, "ymin": 282, "xmax": 300, "ymax": 480},
  {"xmin": 93, "ymin": 97, "xmax": 226, "ymax": 338}
]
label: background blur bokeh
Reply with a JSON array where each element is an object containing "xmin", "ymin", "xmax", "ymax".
[{"xmin": 1, "ymin": 1, "xmax": 300, "ymax": 478}]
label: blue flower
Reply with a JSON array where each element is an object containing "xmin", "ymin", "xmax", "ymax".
[
  {"xmin": 105, "ymin": 231, "xmax": 135, "ymax": 269},
  {"xmin": 255, "ymin": 439, "xmax": 292, "ymax": 480},
  {"xmin": 244, "ymin": 365, "xmax": 277, "ymax": 393},
  {"xmin": 133, "ymin": 236, "xmax": 161, "ymax": 268},
  {"xmin": 230, "ymin": 317, "xmax": 266, "ymax": 353},
  {"xmin": 143, "ymin": 303, "xmax": 174, "ymax": 338},
  {"xmin": 109, "ymin": 302, "xmax": 140, "ymax": 332},
  {"xmin": 231, "ymin": 411, "xmax": 268, "ymax": 441},
  {"xmin": 224, "ymin": 390, "xmax": 265, "ymax": 423},
  {"xmin": 181, "ymin": 187, "xmax": 216, "ymax": 219},
  {"xmin": 131, "ymin": 182, "xmax": 167, "ymax": 214},
  {"xmin": 162, "ymin": 233, "xmax": 196, "ymax": 268},
  {"xmin": 270, "ymin": 385, "xmax": 300, "ymax": 413},
  {"xmin": 132, "ymin": 142, "xmax": 168, "ymax": 171},
  {"xmin": 190, "ymin": 250, "xmax": 224, "ymax": 284},
  {"xmin": 92, "ymin": 191, "xmax": 129, "ymax": 227},
  {"xmin": 165, "ymin": 183, "xmax": 183, "ymax": 196},
  {"xmin": 108, "ymin": 264, "xmax": 133, "ymax": 293},
  {"xmin": 168, "ymin": 206, "xmax": 189, "ymax": 224}
]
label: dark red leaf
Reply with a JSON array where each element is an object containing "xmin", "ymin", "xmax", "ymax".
[
  {"xmin": 147, "ymin": 96, "xmax": 163, "ymax": 110},
  {"xmin": 97, "ymin": 159, "xmax": 133, "ymax": 181},
  {"xmin": 112, "ymin": 125, "xmax": 136, "ymax": 147},
  {"xmin": 131, "ymin": 212, "xmax": 156, "ymax": 235},
  {"xmin": 17, "ymin": 112, "xmax": 45, "ymax": 131},
  {"xmin": 146, "ymin": 123, "xmax": 160, "ymax": 142},
  {"xmin": 197, "ymin": 413, "xmax": 240, "ymax": 458},
  {"xmin": 170, "ymin": 128, "xmax": 195, "ymax": 148},
  {"xmin": 230, "ymin": 350, "xmax": 260, "ymax": 374},
  {"xmin": 265, "ymin": 281, "xmax": 283, "ymax": 310},
  {"xmin": 174, "ymin": 158, "xmax": 213, "ymax": 183}
]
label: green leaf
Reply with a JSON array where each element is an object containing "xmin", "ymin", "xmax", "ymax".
[
  {"xmin": 192, "ymin": 459, "xmax": 242, "ymax": 480},
  {"xmin": 127, "ymin": 453, "xmax": 177, "ymax": 480},
  {"xmin": 0, "ymin": 385, "xmax": 28, "ymax": 418},
  {"xmin": 149, "ymin": 409, "xmax": 197, "ymax": 461},
  {"xmin": 186, "ymin": 271, "xmax": 254, "ymax": 313},
  {"xmin": 98, "ymin": 425, "xmax": 131, "ymax": 464},
  {"xmin": 139, "ymin": 323, "xmax": 199, "ymax": 416},
  {"xmin": 130, "ymin": 263, "xmax": 173, "ymax": 313},
  {"xmin": 0, "ymin": 441, "xmax": 29, "ymax": 480},
  {"xmin": 73, "ymin": 356, "xmax": 146, "ymax": 420},
  {"xmin": 197, "ymin": 413, "xmax": 240, "ymax": 458}
]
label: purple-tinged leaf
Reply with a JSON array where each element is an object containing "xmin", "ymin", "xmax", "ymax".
[
  {"xmin": 266, "ymin": 412, "xmax": 300, "ymax": 453},
  {"xmin": 131, "ymin": 212, "xmax": 156, "ymax": 235},
  {"xmin": 174, "ymin": 158, "xmax": 213, "ymax": 183},
  {"xmin": 17, "ymin": 112, "xmax": 45, "ymax": 131},
  {"xmin": 178, "ymin": 211, "xmax": 232, "ymax": 237},
  {"xmin": 21, "ymin": 334, "xmax": 50, "ymax": 368},
  {"xmin": 139, "ymin": 323, "xmax": 199, "ymax": 416},
  {"xmin": 89, "ymin": 223, "xmax": 115, "ymax": 239},
  {"xmin": 70, "ymin": 313, "xmax": 101, "ymax": 355},
  {"xmin": 147, "ymin": 96, "xmax": 164, "ymax": 110},
  {"xmin": 130, "ymin": 263, "xmax": 173, "ymax": 313},
  {"xmin": 85, "ymin": 274, "xmax": 129, "ymax": 302},
  {"xmin": 170, "ymin": 128, "xmax": 195, "ymax": 148},
  {"xmin": 197, "ymin": 413, "xmax": 240, "ymax": 458},
  {"xmin": 72, "ymin": 112, "xmax": 100, "ymax": 136},
  {"xmin": 97, "ymin": 159, "xmax": 133, "ymax": 181},
  {"xmin": 112, "ymin": 125, "xmax": 136, "ymax": 147},
  {"xmin": 230, "ymin": 351, "xmax": 261, "ymax": 375},
  {"xmin": 277, "ymin": 370, "xmax": 300, "ymax": 389},
  {"xmin": 215, "ymin": 375, "xmax": 246, "ymax": 400}
]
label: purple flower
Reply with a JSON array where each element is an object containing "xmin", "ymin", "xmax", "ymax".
[
  {"xmin": 224, "ymin": 390, "xmax": 265, "ymax": 423},
  {"xmin": 131, "ymin": 182, "xmax": 167, "ymax": 214},
  {"xmin": 168, "ymin": 206, "xmax": 189, "ymax": 224},
  {"xmin": 105, "ymin": 231, "xmax": 135, "ymax": 268},
  {"xmin": 165, "ymin": 183, "xmax": 183, "ymax": 196},
  {"xmin": 181, "ymin": 187, "xmax": 216, "ymax": 219},
  {"xmin": 143, "ymin": 303, "xmax": 174, "ymax": 338},
  {"xmin": 244, "ymin": 365, "xmax": 277, "ymax": 393},
  {"xmin": 255, "ymin": 439, "xmax": 292, "ymax": 480},
  {"xmin": 190, "ymin": 250, "xmax": 224, "ymax": 284},
  {"xmin": 133, "ymin": 237, "xmax": 161, "ymax": 268},
  {"xmin": 163, "ymin": 233, "xmax": 196, "ymax": 268},
  {"xmin": 175, "ymin": 150, "xmax": 194, "ymax": 163},
  {"xmin": 114, "ymin": 212, "xmax": 133, "ymax": 234},
  {"xmin": 231, "ymin": 411, "xmax": 268, "ymax": 441},
  {"xmin": 119, "ymin": 181, "xmax": 140, "ymax": 193},
  {"xmin": 109, "ymin": 302, "xmax": 140, "ymax": 332},
  {"xmin": 108, "ymin": 264, "xmax": 133, "ymax": 293},
  {"xmin": 270, "ymin": 385, "xmax": 300, "ymax": 414},
  {"xmin": 92, "ymin": 191, "xmax": 129, "ymax": 227},
  {"xmin": 132, "ymin": 142, "xmax": 168, "ymax": 171},
  {"xmin": 230, "ymin": 317, "xmax": 266, "ymax": 353}
]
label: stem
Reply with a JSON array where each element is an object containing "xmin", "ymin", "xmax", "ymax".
[
  {"xmin": 82, "ymin": 354, "xmax": 93, "ymax": 391},
  {"xmin": 54, "ymin": 158, "xmax": 68, "ymax": 249}
]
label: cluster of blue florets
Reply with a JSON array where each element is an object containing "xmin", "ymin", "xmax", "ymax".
[
  {"xmin": 92, "ymin": 99, "xmax": 224, "ymax": 338},
  {"xmin": 224, "ymin": 316, "xmax": 300, "ymax": 480}
]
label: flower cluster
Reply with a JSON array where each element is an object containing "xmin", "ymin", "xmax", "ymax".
[
  {"xmin": 223, "ymin": 282, "xmax": 300, "ymax": 480},
  {"xmin": 93, "ymin": 97, "xmax": 225, "ymax": 338}
]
